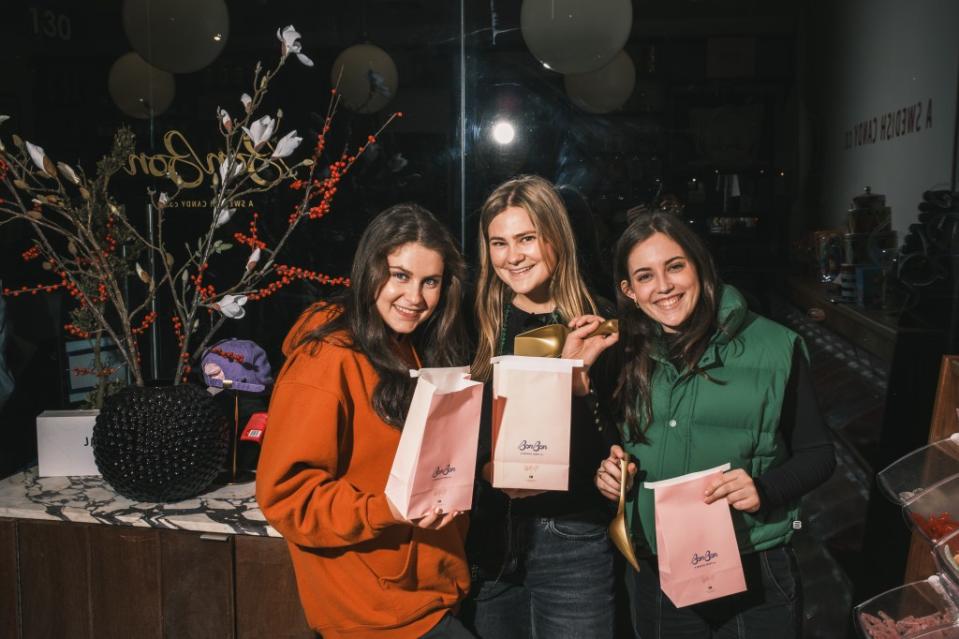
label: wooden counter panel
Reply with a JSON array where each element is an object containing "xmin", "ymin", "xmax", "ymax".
[
  {"xmin": 18, "ymin": 520, "xmax": 91, "ymax": 639},
  {"xmin": 161, "ymin": 531, "xmax": 235, "ymax": 639},
  {"xmin": 235, "ymin": 535, "xmax": 313, "ymax": 639},
  {"xmin": 0, "ymin": 519, "xmax": 18, "ymax": 639},
  {"xmin": 88, "ymin": 525, "xmax": 162, "ymax": 639}
]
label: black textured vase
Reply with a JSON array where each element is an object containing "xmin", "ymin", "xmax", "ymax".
[{"xmin": 92, "ymin": 384, "xmax": 230, "ymax": 502}]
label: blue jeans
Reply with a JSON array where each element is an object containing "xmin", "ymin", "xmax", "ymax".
[
  {"xmin": 462, "ymin": 513, "xmax": 615, "ymax": 639},
  {"xmin": 628, "ymin": 546, "xmax": 802, "ymax": 639}
]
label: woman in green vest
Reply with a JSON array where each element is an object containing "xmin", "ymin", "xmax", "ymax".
[{"xmin": 593, "ymin": 211, "xmax": 835, "ymax": 638}]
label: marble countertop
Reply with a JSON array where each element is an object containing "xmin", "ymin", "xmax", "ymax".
[{"xmin": 0, "ymin": 467, "xmax": 280, "ymax": 537}]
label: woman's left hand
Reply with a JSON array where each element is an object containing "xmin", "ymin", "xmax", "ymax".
[
  {"xmin": 703, "ymin": 469, "xmax": 761, "ymax": 513},
  {"xmin": 562, "ymin": 315, "xmax": 619, "ymax": 396}
]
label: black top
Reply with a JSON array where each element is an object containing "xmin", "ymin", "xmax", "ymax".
[
  {"xmin": 473, "ymin": 303, "xmax": 617, "ymax": 517},
  {"xmin": 467, "ymin": 303, "xmax": 618, "ymax": 577},
  {"xmin": 753, "ymin": 343, "xmax": 836, "ymax": 512}
]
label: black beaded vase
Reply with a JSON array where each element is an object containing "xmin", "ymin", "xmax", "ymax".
[{"xmin": 92, "ymin": 384, "xmax": 230, "ymax": 502}]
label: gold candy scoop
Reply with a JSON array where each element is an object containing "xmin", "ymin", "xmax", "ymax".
[
  {"xmin": 609, "ymin": 455, "xmax": 640, "ymax": 572},
  {"xmin": 513, "ymin": 319, "xmax": 618, "ymax": 358}
]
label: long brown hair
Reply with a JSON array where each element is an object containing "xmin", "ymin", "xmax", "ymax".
[
  {"xmin": 613, "ymin": 212, "xmax": 722, "ymax": 443},
  {"xmin": 296, "ymin": 203, "xmax": 467, "ymax": 427},
  {"xmin": 472, "ymin": 175, "xmax": 595, "ymax": 380}
]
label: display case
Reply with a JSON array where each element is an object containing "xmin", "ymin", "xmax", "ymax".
[
  {"xmin": 878, "ymin": 435, "xmax": 959, "ymax": 506},
  {"xmin": 903, "ymin": 475, "xmax": 959, "ymax": 545},
  {"xmin": 905, "ymin": 357, "xmax": 959, "ymax": 582},
  {"xmin": 877, "ymin": 436, "xmax": 959, "ymax": 545},
  {"xmin": 855, "ymin": 358, "xmax": 959, "ymax": 636},
  {"xmin": 855, "ymin": 576, "xmax": 959, "ymax": 638},
  {"xmin": 934, "ymin": 529, "xmax": 959, "ymax": 588}
]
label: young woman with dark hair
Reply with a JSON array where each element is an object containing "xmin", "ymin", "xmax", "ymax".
[
  {"xmin": 594, "ymin": 212, "xmax": 836, "ymax": 638},
  {"xmin": 463, "ymin": 175, "xmax": 619, "ymax": 638},
  {"xmin": 257, "ymin": 203, "xmax": 475, "ymax": 639}
]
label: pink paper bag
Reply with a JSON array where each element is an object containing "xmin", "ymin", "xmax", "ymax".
[
  {"xmin": 645, "ymin": 463, "xmax": 747, "ymax": 608},
  {"xmin": 489, "ymin": 355, "xmax": 582, "ymax": 491},
  {"xmin": 385, "ymin": 367, "xmax": 483, "ymax": 519}
]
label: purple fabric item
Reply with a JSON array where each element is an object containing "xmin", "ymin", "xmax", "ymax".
[{"xmin": 201, "ymin": 338, "xmax": 273, "ymax": 393}]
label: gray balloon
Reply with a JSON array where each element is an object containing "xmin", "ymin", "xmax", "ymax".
[{"xmin": 123, "ymin": 0, "xmax": 229, "ymax": 74}]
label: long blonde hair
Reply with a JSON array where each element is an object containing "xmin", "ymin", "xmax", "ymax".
[{"xmin": 472, "ymin": 175, "xmax": 596, "ymax": 380}]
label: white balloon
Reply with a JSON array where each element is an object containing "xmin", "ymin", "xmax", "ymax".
[
  {"xmin": 331, "ymin": 44, "xmax": 399, "ymax": 114},
  {"xmin": 521, "ymin": 0, "xmax": 632, "ymax": 74},
  {"xmin": 123, "ymin": 0, "xmax": 229, "ymax": 74},
  {"xmin": 564, "ymin": 50, "xmax": 635, "ymax": 114},
  {"xmin": 108, "ymin": 52, "xmax": 176, "ymax": 119}
]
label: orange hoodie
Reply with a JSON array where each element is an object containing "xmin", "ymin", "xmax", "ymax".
[{"xmin": 256, "ymin": 304, "xmax": 470, "ymax": 638}]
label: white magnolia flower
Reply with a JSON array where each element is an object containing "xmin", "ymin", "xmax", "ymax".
[
  {"xmin": 277, "ymin": 25, "xmax": 313, "ymax": 66},
  {"xmin": 218, "ymin": 158, "xmax": 245, "ymax": 184},
  {"xmin": 25, "ymin": 141, "xmax": 50, "ymax": 174},
  {"xmin": 56, "ymin": 162, "xmax": 80, "ymax": 184},
  {"xmin": 271, "ymin": 130, "xmax": 302, "ymax": 159},
  {"xmin": 135, "ymin": 262, "xmax": 152, "ymax": 284},
  {"xmin": 158, "ymin": 192, "xmax": 170, "ymax": 208},
  {"xmin": 0, "ymin": 115, "xmax": 9, "ymax": 126},
  {"xmin": 240, "ymin": 93, "xmax": 252, "ymax": 114},
  {"xmin": 246, "ymin": 247, "xmax": 261, "ymax": 271},
  {"xmin": 213, "ymin": 207, "xmax": 236, "ymax": 228},
  {"xmin": 241, "ymin": 115, "xmax": 276, "ymax": 150},
  {"xmin": 217, "ymin": 107, "xmax": 233, "ymax": 132},
  {"xmin": 215, "ymin": 294, "xmax": 248, "ymax": 319}
]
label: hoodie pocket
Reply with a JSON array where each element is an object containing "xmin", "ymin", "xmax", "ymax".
[
  {"xmin": 376, "ymin": 537, "xmax": 420, "ymax": 588},
  {"xmin": 362, "ymin": 527, "xmax": 468, "ymax": 622},
  {"xmin": 356, "ymin": 526, "xmax": 415, "ymax": 583}
]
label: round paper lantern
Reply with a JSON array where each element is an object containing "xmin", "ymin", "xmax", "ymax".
[
  {"xmin": 331, "ymin": 44, "xmax": 399, "ymax": 114},
  {"xmin": 564, "ymin": 50, "xmax": 635, "ymax": 114},
  {"xmin": 521, "ymin": 0, "xmax": 632, "ymax": 74},
  {"xmin": 108, "ymin": 52, "xmax": 176, "ymax": 119},
  {"xmin": 122, "ymin": 0, "xmax": 229, "ymax": 74}
]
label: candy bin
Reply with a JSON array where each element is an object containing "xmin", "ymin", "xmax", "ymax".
[
  {"xmin": 877, "ymin": 435, "xmax": 959, "ymax": 506},
  {"xmin": 855, "ymin": 575, "xmax": 959, "ymax": 638},
  {"xmin": 902, "ymin": 475, "xmax": 959, "ymax": 545},
  {"xmin": 934, "ymin": 529, "xmax": 959, "ymax": 591}
]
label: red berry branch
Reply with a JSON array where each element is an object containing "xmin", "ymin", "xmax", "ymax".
[{"xmin": 0, "ymin": 25, "xmax": 400, "ymax": 400}]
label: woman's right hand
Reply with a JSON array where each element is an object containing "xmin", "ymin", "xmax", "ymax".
[
  {"xmin": 386, "ymin": 496, "xmax": 461, "ymax": 529},
  {"xmin": 562, "ymin": 314, "xmax": 620, "ymax": 369},
  {"xmin": 595, "ymin": 445, "xmax": 637, "ymax": 501}
]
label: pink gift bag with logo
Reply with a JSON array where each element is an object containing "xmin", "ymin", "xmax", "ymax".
[
  {"xmin": 645, "ymin": 463, "xmax": 747, "ymax": 607},
  {"xmin": 489, "ymin": 355, "xmax": 583, "ymax": 491},
  {"xmin": 385, "ymin": 367, "xmax": 483, "ymax": 520}
]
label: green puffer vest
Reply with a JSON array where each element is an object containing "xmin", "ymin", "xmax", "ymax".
[{"xmin": 623, "ymin": 285, "xmax": 802, "ymax": 555}]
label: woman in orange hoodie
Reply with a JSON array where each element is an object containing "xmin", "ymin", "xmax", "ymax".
[{"xmin": 256, "ymin": 203, "xmax": 474, "ymax": 638}]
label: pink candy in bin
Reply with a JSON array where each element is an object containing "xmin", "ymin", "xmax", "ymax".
[{"xmin": 856, "ymin": 576, "xmax": 959, "ymax": 639}]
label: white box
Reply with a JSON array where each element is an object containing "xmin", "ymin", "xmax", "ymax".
[{"xmin": 36, "ymin": 410, "xmax": 100, "ymax": 477}]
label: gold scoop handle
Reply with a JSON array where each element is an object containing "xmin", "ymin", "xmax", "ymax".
[
  {"xmin": 619, "ymin": 454, "xmax": 630, "ymax": 505},
  {"xmin": 588, "ymin": 318, "xmax": 619, "ymax": 338}
]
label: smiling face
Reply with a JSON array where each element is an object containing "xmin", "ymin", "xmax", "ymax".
[
  {"xmin": 620, "ymin": 232, "xmax": 701, "ymax": 333},
  {"xmin": 374, "ymin": 242, "xmax": 444, "ymax": 335},
  {"xmin": 487, "ymin": 206, "xmax": 557, "ymax": 310}
]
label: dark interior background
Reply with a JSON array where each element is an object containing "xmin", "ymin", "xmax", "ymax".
[{"xmin": 1, "ymin": 2, "xmax": 957, "ymax": 637}]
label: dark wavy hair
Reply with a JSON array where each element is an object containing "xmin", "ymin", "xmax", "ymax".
[
  {"xmin": 296, "ymin": 203, "xmax": 468, "ymax": 427},
  {"xmin": 613, "ymin": 212, "xmax": 722, "ymax": 443}
]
